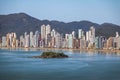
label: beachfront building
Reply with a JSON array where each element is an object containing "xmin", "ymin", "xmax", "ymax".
[
  {"xmin": 41, "ymin": 24, "xmax": 46, "ymax": 40},
  {"xmin": 0, "ymin": 38, "xmax": 1, "ymax": 46},
  {"xmin": 12, "ymin": 33, "xmax": 17, "ymax": 48},
  {"xmin": 106, "ymin": 37, "xmax": 114, "ymax": 49},
  {"xmin": 5, "ymin": 32, "xmax": 17, "ymax": 48},
  {"xmin": 79, "ymin": 38, "xmax": 86, "ymax": 49},
  {"xmin": 45, "ymin": 24, "xmax": 51, "ymax": 46},
  {"xmin": 114, "ymin": 32, "xmax": 120, "ymax": 49},
  {"xmin": 6, "ymin": 33, "xmax": 10, "ymax": 47},
  {"xmin": 73, "ymin": 38, "xmax": 78, "ymax": 49},
  {"xmin": 78, "ymin": 29, "xmax": 84, "ymax": 39},
  {"xmin": 20, "ymin": 35, "xmax": 24, "ymax": 47},
  {"xmin": 51, "ymin": 29, "xmax": 56, "ymax": 37},
  {"xmin": 86, "ymin": 26, "xmax": 95, "ymax": 49},
  {"xmin": 34, "ymin": 31, "xmax": 39, "ymax": 47},
  {"xmin": 2, "ymin": 36, "xmax": 6, "ymax": 47},
  {"xmin": 72, "ymin": 31, "xmax": 76, "ymax": 39},
  {"xmin": 95, "ymin": 36, "xmax": 106, "ymax": 49},
  {"xmin": 55, "ymin": 32, "xmax": 62, "ymax": 48},
  {"xmin": 41, "ymin": 24, "xmax": 51, "ymax": 47},
  {"xmin": 50, "ymin": 29, "xmax": 56, "ymax": 48},
  {"xmin": 68, "ymin": 34, "xmax": 73, "ymax": 48},
  {"xmin": 89, "ymin": 26, "xmax": 95, "ymax": 44},
  {"xmin": 16, "ymin": 39, "xmax": 19, "ymax": 47},
  {"xmin": 86, "ymin": 31, "xmax": 89, "ymax": 41},
  {"xmin": 24, "ymin": 34, "xmax": 29, "ymax": 48},
  {"xmin": 30, "ymin": 31, "xmax": 34, "ymax": 47}
]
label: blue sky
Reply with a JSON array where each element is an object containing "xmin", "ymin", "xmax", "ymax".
[{"xmin": 0, "ymin": 0, "xmax": 120, "ymax": 25}]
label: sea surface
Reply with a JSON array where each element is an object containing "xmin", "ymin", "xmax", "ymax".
[{"xmin": 0, "ymin": 48, "xmax": 120, "ymax": 80}]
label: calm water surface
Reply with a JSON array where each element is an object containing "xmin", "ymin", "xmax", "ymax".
[{"xmin": 0, "ymin": 49, "xmax": 120, "ymax": 80}]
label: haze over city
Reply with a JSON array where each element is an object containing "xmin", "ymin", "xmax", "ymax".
[
  {"xmin": 1, "ymin": 1, "xmax": 120, "ymax": 80},
  {"xmin": 0, "ymin": 0, "xmax": 120, "ymax": 25}
]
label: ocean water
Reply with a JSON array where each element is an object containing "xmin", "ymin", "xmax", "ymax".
[{"xmin": 0, "ymin": 49, "xmax": 120, "ymax": 80}]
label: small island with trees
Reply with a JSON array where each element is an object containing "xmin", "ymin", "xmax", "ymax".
[{"xmin": 32, "ymin": 51, "xmax": 68, "ymax": 58}]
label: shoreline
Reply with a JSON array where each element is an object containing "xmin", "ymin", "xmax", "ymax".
[{"xmin": 1, "ymin": 47, "xmax": 120, "ymax": 53}]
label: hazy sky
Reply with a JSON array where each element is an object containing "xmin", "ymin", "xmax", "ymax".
[{"xmin": 0, "ymin": 0, "xmax": 120, "ymax": 25}]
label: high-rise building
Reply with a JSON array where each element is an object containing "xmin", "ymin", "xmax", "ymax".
[
  {"xmin": 114, "ymin": 32, "xmax": 120, "ymax": 49},
  {"xmin": 46, "ymin": 24, "xmax": 51, "ymax": 36},
  {"xmin": 78, "ymin": 29, "xmax": 83, "ymax": 39},
  {"xmin": 16, "ymin": 39, "xmax": 19, "ymax": 47},
  {"xmin": 61, "ymin": 38, "xmax": 66, "ymax": 48},
  {"xmin": 25, "ymin": 34, "xmax": 29, "ymax": 48},
  {"xmin": 24, "ymin": 32, "xmax": 30, "ymax": 48},
  {"xmin": 107, "ymin": 37, "xmax": 114, "ymax": 49},
  {"xmin": 73, "ymin": 38, "xmax": 79, "ymax": 49},
  {"xmin": 41, "ymin": 24, "xmax": 46, "ymax": 40},
  {"xmin": 12, "ymin": 33, "xmax": 17, "ymax": 47},
  {"xmin": 86, "ymin": 26, "xmax": 95, "ymax": 49},
  {"xmin": 20, "ymin": 35, "xmax": 24, "ymax": 47},
  {"xmin": 45, "ymin": 24, "xmax": 51, "ymax": 46},
  {"xmin": 90, "ymin": 26, "xmax": 95, "ymax": 43},
  {"xmin": 2, "ymin": 36, "xmax": 6, "ymax": 47},
  {"xmin": 30, "ymin": 31, "xmax": 34, "ymax": 47},
  {"xmin": 41, "ymin": 24, "xmax": 51, "ymax": 47},
  {"xmin": 55, "ymin": 32, "xmax": 62, "ymax": 48},
  {"xmin": 68, "ymin": 34, "xmax": 73, "ymax": 48},
  {"xmin": 6, "ymin": 33, "xmax": 10, "ymax": 47},
  {"xmin": 116, "ymin": 32, "xmax": 119, "ymax": 37},
  {"xmin": 9, "ymin": 33, "xmax": 13, "ymax": 47},
  {"xmin": 65, "ymin": 34, "xmax": 69, "ymax": 48},
  {"xmin": 51, "ymin": 29, "xmax": 56, "ymax": 37},
  {"xmin": 34, "ymin": 31, "xmax": 39, "ymax": 47},
  {"xmin": 72, "ymin": 31, "xmax": 76, "ymax": 39},
  {"xmin": 95, "ymin": 36, "xmax": 105, "ymax": 49},
  {"xmin": 79, "ymin": 38, "xmax": 86, "ymax": 49}
]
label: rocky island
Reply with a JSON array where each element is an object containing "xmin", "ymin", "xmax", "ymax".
[{"xmin": 32, "ymin": 52, "xmax": 68, "ymax": 58}]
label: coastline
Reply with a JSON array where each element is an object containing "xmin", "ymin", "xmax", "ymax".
[{"xmin": 1, "ymin": 47, "xmax": 120, "ymax": 54}]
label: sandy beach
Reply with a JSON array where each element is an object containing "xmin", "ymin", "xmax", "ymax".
[{"xmin": 1, "ymin": 47, "xmax": 120, "ymax": 54}]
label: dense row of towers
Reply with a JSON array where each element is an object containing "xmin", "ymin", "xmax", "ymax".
[{"xmin": 0, "ymin": 24, "xmax": 120, "ymax": 50}]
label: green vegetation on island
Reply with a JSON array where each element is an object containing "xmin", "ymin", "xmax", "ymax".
[{"xmin": 33, "ymin": 51, "xmax": 68, "ymax": 58}]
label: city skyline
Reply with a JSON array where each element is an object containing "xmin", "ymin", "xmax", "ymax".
[
  {"xmin": 0, "ymin": 0, "xmax": 120, "ymax": 25},
  {"xmin": 1, "ymin": 24, "xmax": 120, "ymax": 50},
  {"xmin": 0, "ymin": 0, "xmax": 120, "ymax": 78}
]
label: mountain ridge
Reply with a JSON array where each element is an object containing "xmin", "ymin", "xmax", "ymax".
[{"xmin": 0, "ymin": 13, "xmax": 120, "ymax": 38}]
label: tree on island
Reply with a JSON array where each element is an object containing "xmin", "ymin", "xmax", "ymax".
[{"xmin": 33, "ymin": 52, "xmax": 68, "ymax": 58}]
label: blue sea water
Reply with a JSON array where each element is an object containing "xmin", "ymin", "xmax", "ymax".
[{"xmin": 0, "ymin": 49, "xmax": 120, "ymax": 80}]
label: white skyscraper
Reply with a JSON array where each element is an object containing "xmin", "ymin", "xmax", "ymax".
[
  {"xmin": 25, "ymin": 34, "xmax": 29, "ymax": 48},
  {"xmin": 46, "ymin": 24, "xmax": 51, "ymax": 36},
  {"xmin": 86, "ymin": 31, "xmax": 89, "ymax": 41},
  {"xmin": 41, "ymin": 24, "xmax": 51, "ymax": 47},
  {"xmin": 55, "ymin": 32, "xmax": 61, "ymax": 48},
  {"xmin": 41, "ymin": 24, "xmax": 46, "ymax": 40},
  {"xmin": 78, "ymin": 29, "xmax": 82, "ymax": 39},
  {"xmin": 51, "ymin": 29, "xmax": 56, "ymax": 37},
  {"xmin": 78, "ymin": 29, "xmax": 84, "ymax": 39},
  {"xmin": 34, "ymin": 31, "xmax": 39, "ymax": 47},
  {"xmin": 65, "ymin": 34, "xmax": 69, "ymax": 48},
  {"xmin": 2, "ymin": 36, "xmax": 6, "ymax": 47},
  {"xmin": 72, "ymin": 31, "xmax": 76, "ymax": 39},
  {"xmin": 30, "ymin": 31, "xmax": 34, "ymax": 47},
  {"xmin": 116, "ymin": 32, "xmax": 119, "ymax": 37},
  {"xmin": 9, "ymin": 34, "xmax": 13, "ymax": 47},
  {"xmin": 68, "ymin": 34, "xmax": 73, "ymax": 48},
  {"xmin": 45, "ymin": 24, "xmax": 51, "ymax": 46},
  {"xmin": 90, "ymin": 26, "xmax": 95, "ymax": 44},
  {"xmin": 20, "ymin": 35, "xmax": 24, "ymax": 47}
]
